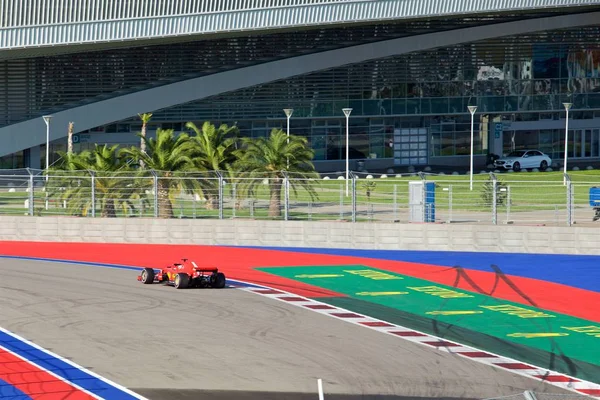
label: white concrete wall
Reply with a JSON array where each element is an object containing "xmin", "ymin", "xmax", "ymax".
[{"xmin": 0, "ymin": 216, "xmax": 598, "ymax": 255}]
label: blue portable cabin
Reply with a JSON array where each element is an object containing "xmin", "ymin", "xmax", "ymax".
[{"xmin": 589, "ymin": 187, "xmax": 600, "ymax": 207}]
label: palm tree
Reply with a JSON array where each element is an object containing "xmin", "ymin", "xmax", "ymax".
[
  {"xmin": 121, "ymin": 128, "xmax": 197, "ymax": 218},
  {"xmin": 67, "ymin": 121, "xmax": 74, "ymax": 155},
  {"xmin": 234, "ymin": 128, "xmax": 319, "ymax": 218},
  {"xmin": 50, "ymin": 144, "xmax": 138, "ymax": 217},
  {"xmin": 186, "ymin": 121, "xmax": 239, "ymax": 209},
  {"xmin": 138, "ymin": 113, "xmax": 153, "ymax": 169}
]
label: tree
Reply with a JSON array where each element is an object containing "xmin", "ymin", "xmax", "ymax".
[
  {"xmin": 121, "ymin": 128, "xmax": 197, "ymax": 218},
  {"xmin": 234, "ymin": 129, "xmax": 319, "ymax": 218},
  {"xmin": 480, "ymin": 176, "xmax": 508, "ymax": 206},
  {"xmin": 186, "ymin": 121, "xmax": 239, "ymax": 170},
  {"xmin": 49, "ymin": 144, "xmax": 138, "ymax": 217},
  {"xmin": 67, "ymin": 122, "xmax": 75, "ymax": 155},
  {"xmin": 361, "ymin": 180, "xmax": 376, "ymax": 202},
  {"xmin": 185, "ymin": 121, "xmax": 239, "ymax": 209},
  {"xmin": 138, "ymin": 113, "xmax": 153, "ymax": 169}
]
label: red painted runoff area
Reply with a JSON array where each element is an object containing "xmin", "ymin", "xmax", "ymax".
[
  {"xmin": 0, "ymin": 241, "xmax": 598, "ymax": 323},
  {"xmin": 0, "ymin": 347, "xmax": 95, "ymax": 400}
]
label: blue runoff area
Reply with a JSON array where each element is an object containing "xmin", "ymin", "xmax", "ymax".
[
  {"xmin": 0, "ymin": 329, "xmax": 142, "ymax": 400},
  {"xmin": 232, "ymin": 246, "xmax": 600, "ymax": 293},
  {"xmin": 0, "ymin": 378, "xmax": 31, "ymax": 400}
]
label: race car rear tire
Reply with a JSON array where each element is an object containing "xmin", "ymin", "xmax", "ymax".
[
  {"xmin": 213, "ymin": 272, "xmax": 226, "ymax": 289},
  {"xmin": 175, "ymin": 273, "xmax": 190, "ymax": 289},
  {"xmin": 141, "ymin": 268, "xmax": 155, "ymax": 284}
]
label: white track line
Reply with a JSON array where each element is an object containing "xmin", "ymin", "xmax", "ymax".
[
  {"xmin": 0, "ymin": 327, "xmax": 150, "ymax": 400},
  {"xmin": 240, "ymin": 285, "xmax": 600, "ymax": 399}
]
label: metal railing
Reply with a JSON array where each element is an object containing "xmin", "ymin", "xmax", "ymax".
[
  {"xmin": 1, "ymin": 0, "xmax": 585, "ymax": 28},
  {"xmin": 0, "ymin": 168, "xmax": 598, "ymax": 227},
  {"xmin": 2, "ymin": 0, "xmax": 593, "ymax": 50},
  {"xmin": 0, "ymin": 0, "xmax": 364, "ymax": 28}
]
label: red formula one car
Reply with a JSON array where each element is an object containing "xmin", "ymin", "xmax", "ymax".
[{"xmin": 137, "ymin": 258, "xmax": 226, "ymax": 289}]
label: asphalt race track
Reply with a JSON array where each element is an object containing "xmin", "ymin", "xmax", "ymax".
[{"xmin": 0, "ymin": 259, "xmax": 575, "ymax": 400}]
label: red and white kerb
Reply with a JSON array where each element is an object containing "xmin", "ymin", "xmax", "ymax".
[{"xmin": 243, "ymin": 286, "xmax": 600, "ymax": 399}]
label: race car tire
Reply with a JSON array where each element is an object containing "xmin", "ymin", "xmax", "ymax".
[
  {"xmin": 141, "ymin": 268, "xmax": 155, "ymax": 284},
  {"xmin": 175, "ymin": 273, "xmax": 190, "ymax": 289},
  {"xmin": 213, "ymin": 272, "xmax": 226, "ymax": 289}
]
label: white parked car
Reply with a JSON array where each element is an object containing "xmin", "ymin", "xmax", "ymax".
[{"xmin": 494, "ymin": 150, "xmax": 552, "ymax": 172}]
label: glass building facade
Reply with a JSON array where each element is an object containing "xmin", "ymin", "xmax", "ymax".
[
  {"xmin": 144, "ymin": 26, "xmax": 600, "ymax": 166},
  {"xmin": 2, "ymin": 11, "xmax": 600, "ymax": 169}
]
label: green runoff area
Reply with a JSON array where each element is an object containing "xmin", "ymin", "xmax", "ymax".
[{"xmin": 258, "ymin": 265, "xmax": 600, "ymax": 383}]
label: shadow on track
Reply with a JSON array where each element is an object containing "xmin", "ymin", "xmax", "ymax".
[{"xmin": 445, "ymin": 264, "xmax": 580, "ymax": 381}]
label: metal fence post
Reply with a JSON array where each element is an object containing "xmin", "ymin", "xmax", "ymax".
[
  {"xmin": 89, "ymin": 170, "xmax": 96, "ymax": 218},
  {"xmin": 232, "ymin": 183, "xmax": 237, "ymax": 218},
  {"xmin": 565, "ymin": 173, "xmax": 573, "ymax": 226},
  {"xmin": 506, "ymin": 185, "xmax": 511, "ymax": 224},
  {"xmin": 44, "ymin": 171, "xmax": 49, "ymax": 212},
  {"xmin": 570, "ymin": 182, "xmax": 575, "ymax": 226},
  {"xmin": 216, "ymin": 171, "xmax": 224, "ymax": 220},
  {"xmin": 351, "ymin": 173, "xmax": 357, "ymax": 222},
  {"xmin": 26, "ymin": 168, "xmax": 34, "ymax": 216},
  {"xmin": 393, "ymin": 184, "xmax": 398, "ymax": 222},
  {"xmin": 339, "ymin": 181, "xmax": 344, "ymax": 220},
  {"xmin": 448, "ymin": 184, "xmax": 453, "ymax": 223},
  {"xmin": 283, "ymin": 171, "xmax": 289, "ymax": 221},
  {"xmin": 490, "ymin": 172, "xmax": 497, "ymax": 225},
  {"xmin": 151, "ymin": 170, "xmax": 158, "ymax": 218},
  {"xmin": 421, "ymin": 178, "xmax": 426, "ymax": 223}
]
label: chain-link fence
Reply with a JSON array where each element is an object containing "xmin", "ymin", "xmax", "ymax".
[{"xmin": 0, "ymin": 168, "xmax": 599, "ymax": 226}]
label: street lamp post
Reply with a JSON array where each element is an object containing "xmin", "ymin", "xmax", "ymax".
[
  {"xmin": 42, "ymin": 115, "xmax": 53, "ymax": 210},
  {"xmin": 563, "ymin": 102, "xmax": 572, "ymax": 185},
  {"xmin": 43, "ymin": 115, "xmax": 53, "ymax": 173},
  {"xmin": 283, "ymin": 108, "xmax": 293, "ymax": 169},
  {"xmin": 342, "ymin": 108, "xmax": 353, "ymax": 196},
  {"xmin": 467, "ymin": 106, "xmax": 477, "ymax": 191}
]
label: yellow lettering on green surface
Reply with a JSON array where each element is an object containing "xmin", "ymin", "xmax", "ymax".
[
  {"xmin": 480, "ymin": 304, "xmax": 555, "ymax": 319},
  {"xmin": 294, "ymin": 274, "xmax": 345, "ymax": 278},
  {"xmin": 343, "ymin": 269, "xmax": 402, "ymax": 280},
  {"xmin": 562, "ymin": 326, "xmax": 600, "ymax": 338},
  {"xmin": 408, "ymin": 285, "xmax": 473, "ymax": 299},
  {"xmin": 355, "ymin": 291, "xmax": 408, "ymax": 296},
  {"xmin": 508, "ymin": 333, "xmax": 569, "ymax": 339},
  {"xmin": 426, "ymin": 310, "xmax": 483, "ymax": 316}
]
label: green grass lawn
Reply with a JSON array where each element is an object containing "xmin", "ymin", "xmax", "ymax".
[
  {"xmin": 1, "ymin": 170, "xmax": 598, "ymax": 218},
  {"xmin": 293, "ymin": 170, "xmax": 599, "ymax": 212}
]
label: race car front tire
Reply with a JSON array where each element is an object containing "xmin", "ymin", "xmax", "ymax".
[
  {"xmin": 141, "ymin": 268, "xmax": 155, "ymax": 284},
  {"xmin": 175, "ymin": 273, "xmax": 190, "ymax": 289}
]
